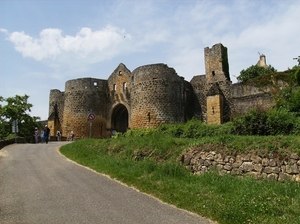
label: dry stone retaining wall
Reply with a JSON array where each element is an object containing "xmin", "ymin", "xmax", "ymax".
[{"xmin": 181, "ymin": 148, "xmax": 300, "ymax": 182}]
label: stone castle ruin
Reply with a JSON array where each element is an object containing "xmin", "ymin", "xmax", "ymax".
[{"xmin": 48, "ymin": 43, "xmax": 274, "ymax": 139}]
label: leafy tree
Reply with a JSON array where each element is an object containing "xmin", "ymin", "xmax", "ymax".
[
  {"xmin": 0, "ymin": 94, "xmax": 41, "ymax": 140},
  {"xmin": 237, "ymin": 65, "xmax": 277, "ymax": 82}
]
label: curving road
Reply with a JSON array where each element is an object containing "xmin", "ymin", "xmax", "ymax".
[{"xmin": 0, "ymin": 142, "xmax": 215, "ymax": 224}]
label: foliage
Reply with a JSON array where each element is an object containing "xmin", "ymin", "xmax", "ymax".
[
  {"xmin": 0, "ymin": 94, "xmax": 41, "ymax": 140},
  {"xmin": 124, "ymin": 119, "xmax": 229, "ymax": 139},
  {"xmin": 231, "ymin": 108, "xmax": 299, "ymax": 136},
  {"xmin": 156, "ymin": 118, "xmax": 233, "ymax": 138},
  {"xmin": 294, "ymin": 67, "xmax": 300, "ymax": 85},
  {"xmin": 237, "ymin": 65, "xmax": 276, "ymax": 83},
  {"xmin": 231, "ymin": 109, "xmax": 268, "ymax": 135},
  {"xmin": 274, "ymin": 86, "xmax": 300, "ymax": 114}
]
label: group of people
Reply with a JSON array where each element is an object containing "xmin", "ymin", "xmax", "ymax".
[
  {"xmin": 34, "ymin": 125, "xmax": 50, "ymax": 144},
  {"xmin": 34, "ymin": 126, "xmax": 75, "ymax": 143}
]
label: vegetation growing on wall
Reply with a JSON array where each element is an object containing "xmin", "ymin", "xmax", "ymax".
[{"xmin": 232, "ymin": 62, "xmax": 300, "ymax": 136}]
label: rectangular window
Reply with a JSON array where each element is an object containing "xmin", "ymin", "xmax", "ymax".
[{"xmin": 123, "ymin": 82, "xmax": 127, "ymax": 91}]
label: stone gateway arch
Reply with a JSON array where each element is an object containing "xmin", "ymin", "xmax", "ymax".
[{"xmin": 111, "ymin": 104, "xmax": 129, "ymax": 133}]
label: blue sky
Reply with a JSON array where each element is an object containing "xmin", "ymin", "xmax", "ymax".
[{"xmin": 1, "ymin": 0, "xmax": 299, "ymax": 120}]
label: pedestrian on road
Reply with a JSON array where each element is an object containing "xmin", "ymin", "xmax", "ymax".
[
  {"xmin": 56, "ymin": 130, "xmax": 61, "ymax": 141},
  {"xmin": 40, "ymin": 130, "xmax": 45, "ymax": 143},
  {"xmin": 70, "ymin": 131, "xmax": 75, "ymax": 141},
  {"xmin": 44, "ymin": 125, "xmax": 50, "ymax": 144},
  {"xmin": 34, "ymin": 127, "xmax": 39, "ymax": 143}
]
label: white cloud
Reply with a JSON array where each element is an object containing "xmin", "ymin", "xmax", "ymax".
[
  {"xmin": 161, "ymin": 1, "xmax": 300, "ymax": 82},
  {"xmin": 0, "ymin": 28, "xmax": 8, "ymax": 34},
  {"xmin": 6, "ymin": 25, "xmax": 132, "ymax": 62}
]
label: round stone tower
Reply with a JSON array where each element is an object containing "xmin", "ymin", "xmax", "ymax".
[
  {"xmin": 130, "ymin": 63, "xmax": 185, "ymax": 128},
  {"xmin": 62, "ymin": 78, "xmax": 108, "ymax": 139}
]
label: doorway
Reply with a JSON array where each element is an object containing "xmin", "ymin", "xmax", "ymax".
[{"xmin": 111, "ymin": 104, "xmax": 128, "ymax": 133}]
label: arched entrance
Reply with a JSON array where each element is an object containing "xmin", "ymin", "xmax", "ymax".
[{"xmin": 111, "ymin": 104, "xmax": 128, "ymax": 133}]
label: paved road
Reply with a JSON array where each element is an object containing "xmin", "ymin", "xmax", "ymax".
[{"xmin": 0, "ymin": 142, "xmax": 215, "ymax": 224}]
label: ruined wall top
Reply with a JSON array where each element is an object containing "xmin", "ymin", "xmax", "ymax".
[
  {"xmin": 65, "ymin": 78, "xmax": 107, "ymax": 93},
  {"xmin": 132, "ymin": 63, "xmax": 180, "ymax": 84}
]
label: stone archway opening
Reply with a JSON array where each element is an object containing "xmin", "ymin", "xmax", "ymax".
[{"xmin": 111, "ymin": 104, "xmax": 128, "ymax": 133}]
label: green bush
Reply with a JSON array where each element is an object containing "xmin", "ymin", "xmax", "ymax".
[
  {"xmin": 232, "ymin": 108, "xmax": 299, "ymax": 136},
  {"xmin": 157, "ymin": 119, "xmax": 234, "ymax": 138},
  {"xmin": 237, "ymin": 65, "xmax": 276, "ymax": 83},
  {"xmin": 288, "ymin": 87, "xmax": 300, "ymax": 113},
  {"xmin": 232, "ymin": 109, "xmax": 268, "ymax": 135},
  {"xmin": 266, "ymin": 109, "xmax": 295, "ymax": 135},
  {"xmin": 294, "ymin": 67, "xmax": 300, "ymax": 85}
]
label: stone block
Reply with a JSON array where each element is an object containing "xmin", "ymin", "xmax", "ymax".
[
  {"xmin": 251, "ymin": 154, "xmax": 262, "ymax": 164},
  {"xmin": 285, "ymin": 164, "xmax": 299, "ymax": 174},
  {"xmin": 224, "ymin": 164, "xmax": 232, "ymax": 171},
  {"xmin": 290, "ymin": 153, "xmax": 299, "ymax": 160},
  {"xmin": 269, "ymin": 159, "xmax": 277, "ymax": 167},
  {"xmin": 262, "ymin": 158, "xmax": 269, "ymax": 166},
  {"xmin": 240, "ymin": 162, "xmax": 254, "ymax": 172},
  {"xmin": 278, "ymin": 173, "xmax": 292, "ymax": 182},
  {"xmin": 267, "ymin": 173, "xmax": 278, "ymax": 181},
  {"xmin": 254, "ymin": 164, "xmax": 263, "ymax": 173}
]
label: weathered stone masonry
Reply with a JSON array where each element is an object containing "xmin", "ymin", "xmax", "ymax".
[
  {"xmin": 48, "ymin": 43, "xmax": 275, "ymax": 139},
  {"xmin": 181, "ymin": 148, "xmax": 300, "ymax": 182}
]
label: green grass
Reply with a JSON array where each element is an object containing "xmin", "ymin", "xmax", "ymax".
[{"xmin": 60, "ymin": 134, "xmax": 300, "ymax": 224}]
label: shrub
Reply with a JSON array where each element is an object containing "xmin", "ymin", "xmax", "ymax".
[
  {"xmin": 266, "ymin": 109, "xmax": 295, "ymax": 135},
  {"xmin": 232, "ymin": 109, "xmax": 268, "ymax": 135},
  {"xmin": 237, "ymin": 65, "xmax": 276, "ymax": 83},
  {"xmin": 232, "ymin": 108, "xmax": 298, "ymax": 136}
]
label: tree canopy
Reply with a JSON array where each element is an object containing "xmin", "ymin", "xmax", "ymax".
[
  {"xmin": 0, "ymin": 94, "xmax": 41, "ymax": 140},
  {"xmin": 237, "ymin": 65, "xmax": 277, "ymax": 83}
]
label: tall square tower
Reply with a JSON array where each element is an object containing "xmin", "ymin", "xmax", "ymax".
[{"xmin": 204, "ymin": 43, "xmax": 230, "ymax": 83}]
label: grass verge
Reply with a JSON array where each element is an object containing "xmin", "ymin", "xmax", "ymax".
[{"xmin": 60, "ymin": 135, "xmax": 300, "ymax": 224}]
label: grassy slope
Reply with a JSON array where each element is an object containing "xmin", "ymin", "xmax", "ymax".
[{"xmin": 60, "ymin": 134, "xmax": 300, "ymax": 224}]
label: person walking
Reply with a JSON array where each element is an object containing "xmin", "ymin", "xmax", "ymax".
[
  {"xmin": 56, "ymin": 130, "xmax": 61, "ymax": 141},
  {"xmin": 34, "ymin": 127, "xmax": 39, "ymax": 143},
  {"xmin": 44, "ymin": 125, "xmax": 50, "ymax": 144},
  {"xmin": 40, "ymin": 130, "xmax": 45, "ymax": 143},
  {"xmin": 70, "ymin": 131, "xmax": 75, "ymax": 141}
]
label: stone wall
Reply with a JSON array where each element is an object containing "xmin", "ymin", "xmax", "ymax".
[
  {"xmin": 107, "ymin": 63, "xmax": 132, "ymax": 131},
  {"xmin": 231, "ymin": 83, "xmax": 274, "ymax": 114},
  {"xmin": 206, "ymin": 95, "xmax": 223, "ymax": 124},
  {"xmin": 62, "ymin": 78, "xmax": 109, "ymax": 139},
  {"xmin": 190, "ymin": 75, "xmax": 206, "ymax": 120},
  {"xmin": 130, "ymin": 64, "xmax": 186, "ymax": 128},
  {"xmin": 48, "ymin": 89, "xmax": 65, "ymax": 136},
  {"xmin": 181, "ymin": 148, "xmax": 300, "ymax": 182}
]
